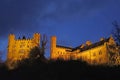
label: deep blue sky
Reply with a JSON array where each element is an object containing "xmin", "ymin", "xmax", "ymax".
[{"xmin": 0, "ymin": 0, "xmax": 120, "ymax": 60}]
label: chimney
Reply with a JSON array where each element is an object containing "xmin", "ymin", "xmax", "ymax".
[
  {"xmin": 80, "ymin": 44, "xmax": 85, "ymax": 48},
  {"xmin": 100, "ymin": 38, "xmax": 104, "ymax": 41},
  {"xmin": 86, "ymin": 41, "xmax": 92, "ymax": 46}
]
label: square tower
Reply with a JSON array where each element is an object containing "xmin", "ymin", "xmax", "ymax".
[{"xmin": 7, "ymin": 33, "xmax": 40, "ymax": 69}]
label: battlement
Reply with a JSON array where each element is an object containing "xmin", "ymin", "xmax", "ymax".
[
  {"xmin": 7, "ymin": 33, "xmax": 40, "ymax": 69},
  {"xmin": 16, "ymin": 39, "xmax": 32, "ymax": 41},
  {"xmin": 8, "ymin": 33, "xmax": 40, "ymax": 40}
]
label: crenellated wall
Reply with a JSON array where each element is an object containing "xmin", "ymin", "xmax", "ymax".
[
  {"xmin": 6, "ymin": 33, "xmax": 120, "ymax": 69},
  {"xmin": 7, "ymin": 33, "xmax": 40, "ymax": 69}
]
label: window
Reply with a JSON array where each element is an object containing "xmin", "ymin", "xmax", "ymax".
[
  {"xmin": 99, "ymin": 58, "xmax": 102, "ymax": 62},
  {"xmin": 20, "ymin": 45, "xmax": 24, "ymax": 48},
  {"xmin": 19, "ymin": 49, "xmax": 25, "ymax": 53},
  {"xmin": 20, "ymin": 42, "xmax": 25, "ymax": 48},
  {"xmin": 93, "ymin": 52, "xmax": 96, "ymax": 56},
  {"xmin": 26, "ymin": 50, "xmax": 29, "ymax": 52},
  {"xmin": 99, "ymin": 50, "xmax": 102, "ymax": 55},
  {"xmin": 93, "ymin": 60, "xmax": 96, "ymax": 64},
  {"xmin": 27, "ymin": 45, "xmax": 29, "ymax": 48},
  {"xmin": 21, "ymin": 42, "xmax": 25, "ymax": 44},
  {"xmin": 12, "ymin": 45, "xmax": 16, "ymax": 48},
  {"xmin": 19, "ymin": 55, "xmax": 22, "ymax": 58},
  {"xmin": 20, "ymin": 44, "xmax": 26, "ymax": 48}
]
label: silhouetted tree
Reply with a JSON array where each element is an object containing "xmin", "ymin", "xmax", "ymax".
[
  {"xmin": 0, "ymin": 51, "xmax": 3, "ymax": 63},
  {"xmin": 17, "ymin": 34, "xmax": 48, "ymax": 68},
  {"xmin": 29, "ymin": 47, "xmax": 41, "ymax": 59},
  {"xmin": 40, "ymin": 34, "xmax": 48, "ymax": 56},
  {"xmin": 112, "ymin": 21, "xmax": 120, "ymax": 45},
  {"xmin": 30, "ymin": 34, "xmax": 48, "ymax": 60}
]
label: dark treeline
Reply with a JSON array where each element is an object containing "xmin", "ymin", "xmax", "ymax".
[{"xmin": 0, "ymin": 60, "xmax": 120, "ymax": 80}]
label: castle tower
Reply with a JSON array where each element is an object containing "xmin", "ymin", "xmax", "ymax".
[
  {"xmin": 50, "ymin": 36, "xmax": 56, "ymax": 59},
  {"xmin": 8, "ymin": 34, "xmax": 15, "ymax": 46},
  {"xmin": 7, "ymin": 34, "xmax": 15, "ymax": 60},
  {"xmin": 7, "ymin": 33, "xmax": 40, "ymax": 69},
  {"xmin": 33, "ymin": 33, "xmax": 40, "ymax": 46}
]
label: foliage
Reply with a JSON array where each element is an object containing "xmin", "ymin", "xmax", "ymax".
[
  {"xmin": 0, "ymin": 51, "xmax": 3, "ymax": 63},
  {"xmin": 40, "ymin": 34, "xmax": 48, "ymax": 55},
  {"xmin": 14, "ymin": 34, "xmax": 48, "ymax": 68},
  {"xmin": 1, "ymin": 60, "xmax": 120, "ymax": 80},
  {"xmin": 112, "ymin": 21, "xmax": 120, "ymax": 45},
  {"xmin": 29, "ymin": 46, "xmax": 41, "ymax": 60}
]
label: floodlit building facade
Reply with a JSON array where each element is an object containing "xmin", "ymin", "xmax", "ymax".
[
  {"xmin": 50, "ymin": 36, "xmax": 119, "ymax": 65},
  {"xmin": 6, "ymin": 33, "xmax": 120, "ymax": 69},
  {"xmin": 7, "ymin": 33, "xmax": 40, "ymax": 68}
]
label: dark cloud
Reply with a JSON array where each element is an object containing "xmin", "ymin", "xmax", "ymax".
[
  {"xmin": 41, "ymin": 0, "xmax": 110, "ymax": 18},
  {"xmin": 0, "ymin": 0, "xmax": 114, "ymax": 37},
  {"xmin": 0, "ymin": 0, "xmax": 46, "ymax": 34}
]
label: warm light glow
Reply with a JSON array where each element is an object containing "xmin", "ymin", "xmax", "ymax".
[
  {"xmin": 50, "ymin": 35, "xmax": 120, "ymax": 65},
  {"xmin": 7, "ymin": 33, "xmax": 40, "ymax": 69}
]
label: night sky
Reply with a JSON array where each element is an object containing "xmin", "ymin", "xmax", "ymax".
[{"xmin": 0, "ymin": 0, "xmax": 120, "ymax": 60}]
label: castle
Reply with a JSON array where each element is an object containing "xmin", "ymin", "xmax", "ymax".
[
  {"xmin": 50, "ymin": 36, "xmax": 120, "ymax": 65},
  {"xmin": 7, "ymin": 33, "xmax": 40, "ymax": 68},
  {"xmin": 6, "ymin": 33, "xmax": 120, "ymax": 68}
]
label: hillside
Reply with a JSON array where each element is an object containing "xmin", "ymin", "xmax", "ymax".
[{"xmin": 0, "ymin": 60, "xmax": 120, "ymax": 80}]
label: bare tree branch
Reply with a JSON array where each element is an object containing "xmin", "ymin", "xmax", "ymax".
[
  {"xmin": 40, "ymin": 34, "xmax": 48, "ymax": 55},
  {"xmin": 0, "ymin": 51, "xmax": 3, "ymax": 63},
  {"xmin": 112, "ymin": 21, "xmax": 120, "ymax": 45}
]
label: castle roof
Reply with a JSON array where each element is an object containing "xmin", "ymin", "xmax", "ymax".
[
  {"xmin": 72, "ymin": 37, "xmax": 110, "ymax": 52},
  {"xmin": 56, "ymin": 45, "xmax": 73, "ymax": 49},
  {"xmin": 55, "ymin": 37, "xmax": 111, "ymax": 52}
]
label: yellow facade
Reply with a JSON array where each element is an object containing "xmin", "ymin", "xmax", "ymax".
[
  {"xmin": 76, "ymin": 44, "xmax": 109, "ymax": 64},
  {"xmin": 50, "ymin": 36, "xmax": 118, "ymax": 65},
  {"xmin": 7, "ymin": 33, "xmax": 40, "ymax": 68},
  {"xmin": 50, "ymin": 36, "xmax": 72, "ymax": 60},
  {"xmin": 6, "ymin": 33, "xmax": 119, "ymax": 68}
]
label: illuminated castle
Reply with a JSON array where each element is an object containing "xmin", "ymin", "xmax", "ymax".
[
  {"xmin": 6, "ymin": 33, "xmax": 120, "ymax": 68},
  {"xmin": 7, "ymin": 33, "xmax": 40, "ymax": 68},
  {"xmin": 50, "ymin": 36, "xmax": 120, "ymax": 65}
]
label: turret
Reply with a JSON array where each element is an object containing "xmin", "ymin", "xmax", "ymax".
[
  {"xmin": 100, "ymin": 38, "xmax": 105, "ymax": 41},
  {"xmin": 50, "ymin": 36, "xmax": 56, "ymax": 59},
  {"xmin": 8, "ymin": 34, "xmax": 15, "ymax": 47},
  {"xmin": 7, "ymin": 34, "xmax": 15, "ymax": 66},
  {"xmin": 108, "ymin": 35, "xmax": 116, "ymax": 45},
  {"xmin": 86, "ymin": 41, "xmax": 92, "ymax": 46},
  {"xmin": 33, "ymin": 33, "xmax": 40, "ymax": 46}
]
